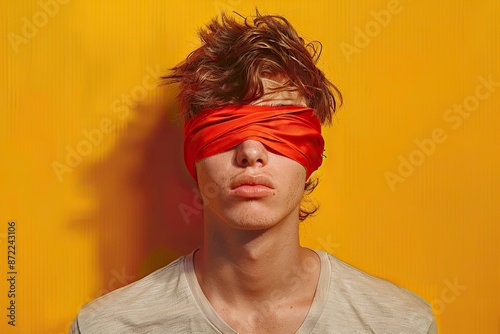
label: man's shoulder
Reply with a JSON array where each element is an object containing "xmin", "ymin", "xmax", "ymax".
[
  {"xmin": 321, "ymin": 252, "xmax": 436, "ymax": 333},
  {"xmin": 81, "ymin": 256, "xmax": 185, "ymax": 311},
  {"xmin": 72, "ymin": 256, "xmax": 193, "ymax": 332},
  {"xmin": 326, "ymin": 253, "xmax": 430, "ymax": 308}
]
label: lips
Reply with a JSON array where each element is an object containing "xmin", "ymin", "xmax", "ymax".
[{"xmin": 230, "ymin": 174, "xmax": 275, "ymax": 198}]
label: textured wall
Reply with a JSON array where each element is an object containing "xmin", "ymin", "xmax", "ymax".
[{"xmin": 1, "ymin": 1, "xmax": 499, "ymax": 333}]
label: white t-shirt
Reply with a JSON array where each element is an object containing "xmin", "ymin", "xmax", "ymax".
[{"xmin": 70, "ymin": 250, "xmax": 437, "ymax": 333}]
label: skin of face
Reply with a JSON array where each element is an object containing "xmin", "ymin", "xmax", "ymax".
[{"xmin": 195, "ymin": 77, "xmax": 308, "ymax": 231}]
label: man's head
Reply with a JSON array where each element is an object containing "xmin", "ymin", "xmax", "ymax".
[
  {"xmin": 163, "ymin": 11, "xmax": 341, "ymax": 223},
  {"xmin": 163, "ymin": 10, "xmax": 341, "ymax": 123}
]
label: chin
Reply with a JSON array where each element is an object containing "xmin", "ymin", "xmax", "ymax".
[
  {"xmin": 222, "ymin": 210, "xmax": 279, "ymax": 231},
  {"xmin": 227, "ymin": 218, "xmax": 279, "ymax": 231},
  {"xmin": 224, "ymin": 205, "xmax": 296, "ymax": 231},
  {"xmin": 204, "ymin": 199, "xmax": 301, "ymax": 231}
]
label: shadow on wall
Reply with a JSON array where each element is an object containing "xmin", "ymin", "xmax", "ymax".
[{"xmin": 82, "ymin": 85, "xmax": 203, "ymax": 294}]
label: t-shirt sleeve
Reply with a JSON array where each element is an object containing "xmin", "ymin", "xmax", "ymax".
[
  {"xmin": 427, "ymin": 318, "xmax": 438, "ymax": 334},
  {"xmin": 68, "ymin": 316, "xmax": 81, "ymax": 334}
]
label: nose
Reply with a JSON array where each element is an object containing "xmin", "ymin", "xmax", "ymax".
[{"xmin": 235, "ymin": 140, "xmax": 269, "ymax": 168}]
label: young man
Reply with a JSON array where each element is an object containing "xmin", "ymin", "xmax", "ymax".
[{"xmin": 70, "ymin": 11, "xmax": 437, "ymax": 333}]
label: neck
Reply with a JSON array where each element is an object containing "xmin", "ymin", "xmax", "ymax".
[{"xmin": 194, "ymin": 211, "xmax": 314, "ymax": 303}]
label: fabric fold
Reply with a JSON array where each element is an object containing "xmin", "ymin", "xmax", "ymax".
[{"xmin": 184, "ymin": 105, "xmax": 324, "ymax": 181}]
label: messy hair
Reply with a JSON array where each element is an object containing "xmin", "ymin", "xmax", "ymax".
[
  {"xmin": 161, "ymin": 10, "xmax": 341, "ymax": 124},
  {"xmin": 162, "ymin": 10, "xmax": 342, "ymax": 220}
]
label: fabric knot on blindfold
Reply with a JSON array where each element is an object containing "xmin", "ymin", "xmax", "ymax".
[{"xmin": 183, "ymin": 105, "xmax": 325, "ymax": 181}]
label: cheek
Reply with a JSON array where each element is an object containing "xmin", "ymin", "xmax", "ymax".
[
  {"xmin": 274, "ymin": 157, "xmax": 306, "ymax": 200},
  {"xmin": 196, "ymin": 153, "xmax": 228, "ymax": 182},
  {"xmin": 291, "ymin": 170, "xmax": 306, "ymax": 200},
  {"xmin": 195, "ymin": 154, "xmax": 231, "ymax": 200}
]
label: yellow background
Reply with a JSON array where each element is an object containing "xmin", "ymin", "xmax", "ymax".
[{"xmin": 1, "ymin": 0, "xmax": 499, "ymax": 333}]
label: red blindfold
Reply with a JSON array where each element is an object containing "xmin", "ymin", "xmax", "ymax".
[{"xmin": 184, "ymin": 105, "xmax": 324, "ymax": 181}]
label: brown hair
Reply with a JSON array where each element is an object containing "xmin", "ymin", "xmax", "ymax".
[
  {"xmin": 161, "ymin": 10, "xmax": 341, "ymax": 124},
  {"xmin": 162, "ymin": 10, "xmax": 342, "ymax": 220}
]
